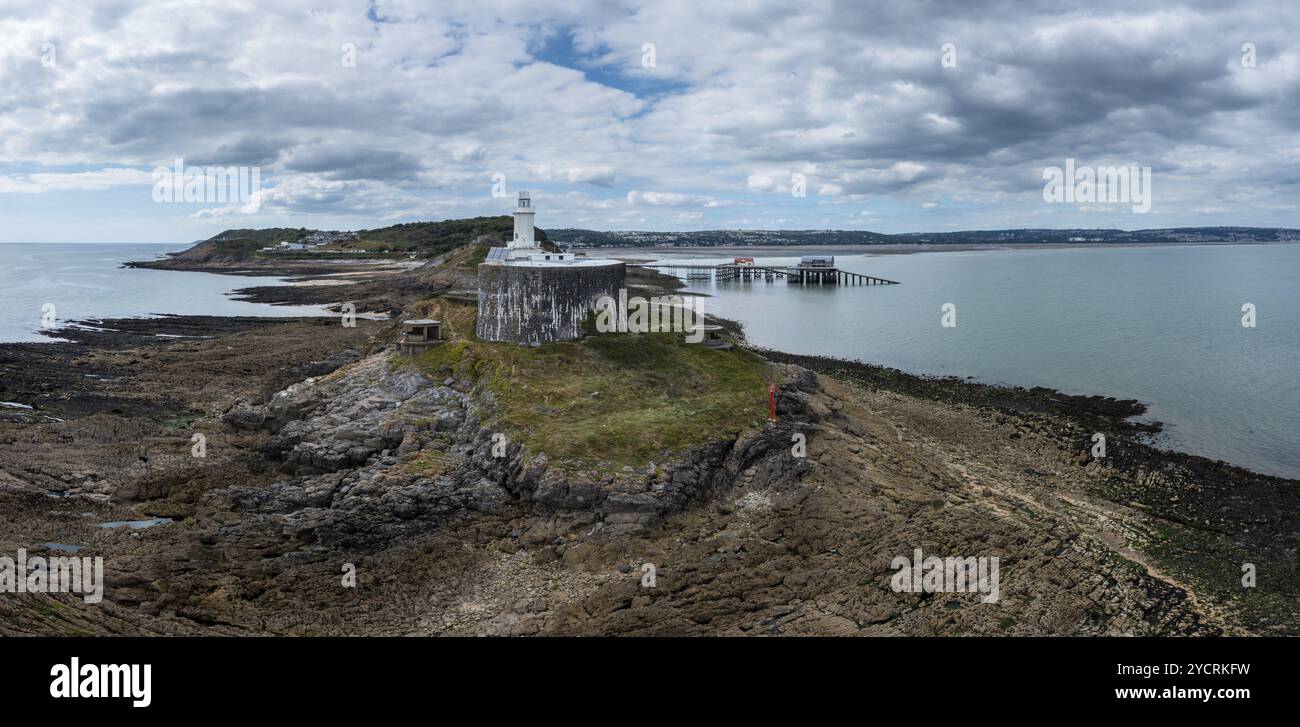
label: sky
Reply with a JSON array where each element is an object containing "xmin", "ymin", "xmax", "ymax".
[{"xmin": 0, "ymin": 0, "xmax": 1298, "ymax": 242}]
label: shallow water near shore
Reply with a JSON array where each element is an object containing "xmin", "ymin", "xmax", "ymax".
[
  {"xmin": 619, "ymin": 243, "xmax": 1300, "ymax": 480},
  {"xmin": 0, "ymin": 242, "xmax": 329, "ymax": 343}
]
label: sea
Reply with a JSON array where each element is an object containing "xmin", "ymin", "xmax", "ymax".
[
  {"xmin": 0, "ymin": 242, "xmax": 327, "ymax": 344},
  {"xmin": 613, "ymin": 243, "xmax": 1300, "ymax": 480}
]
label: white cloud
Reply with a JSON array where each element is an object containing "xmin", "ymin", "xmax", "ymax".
[
  {"xmin": 2, "ymin": 0, "xmax": 1299, "ymax": 239},
  {"xmin": 0, "ymin": 168, "xmax": 153, "ymax": 193},
  {"xmin": 626, "ymin": 190, "xmax": 718, "ymax": 207}
]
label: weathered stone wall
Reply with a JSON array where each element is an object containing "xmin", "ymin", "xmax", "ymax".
[{"xmin": 476, "ymin": 262, "xmax": 626, "ymax": 343}]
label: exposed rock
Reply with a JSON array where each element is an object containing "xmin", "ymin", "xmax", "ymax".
[{"xmin": 3, "ymin": 315, "xmax": 1292, "ymax": 637}]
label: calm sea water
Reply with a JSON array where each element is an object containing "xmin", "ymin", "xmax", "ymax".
[
  {"xmin": 638, "ymin": 244, "xmax": 1300, "ymax": 480},
  {"xmin": 0, "ymin": 243, "xmax": 328, "ymax": 343}
]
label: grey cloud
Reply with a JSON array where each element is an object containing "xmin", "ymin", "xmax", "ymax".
[
  {"xmin": 281, "ymin": 145, "xmax": 425, "ymax": 182},
  {"xmin": 2, "ymin": 0, "xmax": 1299, "ymax": 235},
  {"xmin": 190, "ymin": 137, "xmax": 295, "ymax": 168}
]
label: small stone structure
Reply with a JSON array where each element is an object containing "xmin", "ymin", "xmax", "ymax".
[
  {"xmin": 397, "ymin": 319, "xmax": 442, "ymax": 355},
  {"xmin": 476, "ymin": 192, "xmax": 624, "ymax": 343},
  {"xmin": 688, "ymin": 324, "xmax": 731, "ymax": 350}
]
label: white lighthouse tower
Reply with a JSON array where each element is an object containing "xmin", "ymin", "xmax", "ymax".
[{"xmin": 509, "ymin": 191, "xmax": 536, "ymax": 256}]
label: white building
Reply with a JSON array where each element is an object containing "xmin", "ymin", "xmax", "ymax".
[
  {"xmin": 507, "ymin": 191, "xmax": 537, "ymax": 259},
  {"xmin": 502, "ymin": 190, "xmax": 587, "ymax": 264}
]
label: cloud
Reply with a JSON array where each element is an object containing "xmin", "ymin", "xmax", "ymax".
[
  {"xmin": 282, "ymin": 146, "xmax": 425, "ymax": 182},
  {"xmin": 532, "ymin": 164, "xmax": 617, "ymax": 187},
  {"xmin": 0, "ymin": 168, "xmax": 153, "ymax": 193},
  {"xmin": 626, "ymin": 190, "xmax": 719, "ymax": 206},
  {"xmin": 1, "ymin": 0, "xmax": 1299, "ymax": 240},
  {"xmin": 746, "ymin": 174, "xmax": 782, "ymax": 193}
]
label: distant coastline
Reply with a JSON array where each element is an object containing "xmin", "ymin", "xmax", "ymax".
[
  {"xmin": 587, "ymin": 239, "xmax": 1300, "ymax": 259},
  {"xmin": 548, "ymin": 225, "xmax": 1300, "ymax": 250}
]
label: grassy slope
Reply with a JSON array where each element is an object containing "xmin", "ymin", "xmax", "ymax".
[
  {"xmin": 330, "ymin": 217, "xmax": 553, "ymax": 255},
  {"xmin": 350, "ymin": 217, "xmax": 503, "ymax": 251},
  {"xmin": 173, "ymin": 218, "xmax": 556, "ymax": 263},
  {"xmin": 406, "ymin": 300, "xmax": 775, "ymax": 471},
  {"xmin": 167, "ymin": 229, "xmax": 308, "ymax": 262}
]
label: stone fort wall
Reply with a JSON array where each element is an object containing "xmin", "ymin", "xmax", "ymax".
[{"xmin": 476, "ymin": 262, "xmax": 626, "ymax": 343}]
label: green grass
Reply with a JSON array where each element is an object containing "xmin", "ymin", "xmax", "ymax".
[
  {"xmin": 467, "ymin": 243, "xmax": 491, "ymax": 266},
  {"xmin": 253, "ymin": 251, "xmax": 409, "ymax": 260},
  {"xmin": 185, "ymin": 218, "xmax": 555, "ymax": 261},
  {"xmin": 211, "ymin": 228, "xmax": 310, "ymax": 247},
  {"xmin": 401, "ymin": 450, "xmax": 458, "ymax": 477},
  {"xmin": 321, "ymin": 217, "xmax": 552, "ymax": 256},
  {"xmin": 412, "ymin": 304, "xmax": 775, "ymax": 470}
]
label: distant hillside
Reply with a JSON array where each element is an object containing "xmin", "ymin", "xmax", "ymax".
[
  {"xmin": 130, "ymin": 217, "xmax": 554, "ymax": 271},
  {"xmin": 163, "ymin": 228, "xmax": 311, "ymax": 264},
  {"xmin": 546, "ymin": 226, "xmax": 1300, "ymax": 248},
  {"xmin": 546, "ymin": 228, "xmax": 891, "ymax": 247},
  {"xmin": 334, "ymin": 216, "xmax": 550, "ymax": 255},
  {"xmin": 136, "ymin": 222, "xmax": 1300, "ymax": 273}
]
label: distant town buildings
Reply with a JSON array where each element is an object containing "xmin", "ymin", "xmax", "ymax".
[
  {"xmin": 547, "ymin": 227, "xmax": 1300, "ymax": 248},
  {"xmin": 259, "ymin": 231, "xmax": 358, "ymax": 253}
]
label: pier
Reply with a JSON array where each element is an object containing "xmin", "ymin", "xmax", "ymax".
[
  {"xmin": 635, "ymin": 260, "xmax": 898, "ymax": 286},
  {"xmin": 785, "ymin": 266, "xmax": 898, "ymax": 285}
]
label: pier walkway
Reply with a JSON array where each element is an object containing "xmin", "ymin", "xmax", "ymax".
[{"xmin": 635, "ymin": 263, "xmax": 898, "ymax": 286}]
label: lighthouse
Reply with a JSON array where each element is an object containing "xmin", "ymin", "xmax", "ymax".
[
  {"xmin": 509, "ymin": 191, "xmax": 536, "ymax": 253},
  {"xmin": 478, "ymin": 188, "xmax": 627, "ymax": 343}
]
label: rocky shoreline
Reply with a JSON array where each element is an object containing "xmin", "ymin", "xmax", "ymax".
[
  {"xmin": 1, "ymin": 274, "xmax": 1295, "ymax": 635},
  {"xmin": 759, "ymin": 349, "xmax": 1299, "ymax": 535},
  {"xmin": 759, "ymin": 349, "xmax": 1300, "ymax": 632}
]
